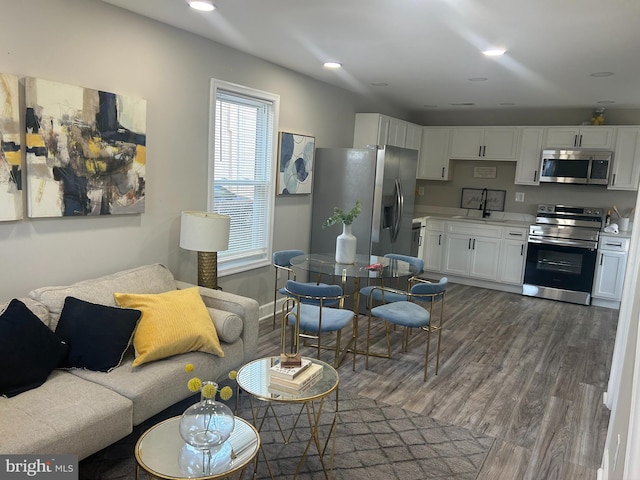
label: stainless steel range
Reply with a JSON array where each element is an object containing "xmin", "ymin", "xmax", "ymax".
[{"xmin": 522, "ymin": 204, "xmax": 604, "ymax": 305}]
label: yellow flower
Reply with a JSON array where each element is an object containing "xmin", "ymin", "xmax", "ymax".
[
  {"xmin": 201, "ymin": 382, "xmax": 218, "ymax": 399},
  {"xmin": 228, "ymin": 370, "xmax": 237, "ymax": 381},
  {"xmin": 184, "ymin": 363, "xmax": 194, "ymax": 373},
  {"xmin": 187, "ymin": 377, "xmax": 202, "ymax": 393},
  {"xmin": 219, "ymin": 385, "xmax": 233, "ymax": 401}
]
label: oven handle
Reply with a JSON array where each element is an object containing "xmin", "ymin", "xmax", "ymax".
[{"xmin": 527, "ymin": 237, "xmax": 598, "ymax": 250}]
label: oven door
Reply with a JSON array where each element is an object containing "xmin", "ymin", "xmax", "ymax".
[{"xmin": 523, "ymin": 241, "xmax": 598, "ymax": 304}]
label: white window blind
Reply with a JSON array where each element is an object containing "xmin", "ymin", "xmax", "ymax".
[{"xmin": 209, "ymin": 81, "xmax": 279, "ymax": 275}]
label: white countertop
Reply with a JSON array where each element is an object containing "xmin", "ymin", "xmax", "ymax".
[{"xmin": 413, "ymin": 206, "xmax": 533, "ymax": 228}]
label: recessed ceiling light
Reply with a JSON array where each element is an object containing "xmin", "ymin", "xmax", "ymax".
[
  {"xmin": 468, "ymin": 77, "xmax": 488, "ymax": 82},
  {"xmin": 590, "ymin": 72, "xmax": 614, "ymax": 77},
  {"xmin": 482, "ymin": 49, "xmax": 506, "ymax": 57},
  {"xmin": 597, "ymin": 100, "xmax": 616, "ymax": 104},
  {"xmin": 323, "ymin": 62, "xmax": 342, "ymax": 69},
  {"xmin": 188, "ymin": 1, "xmax": 215, "ymax": 11},
  {"xmin": 371, "ymin": 82, "xmax": 389, "ymax": 87}
]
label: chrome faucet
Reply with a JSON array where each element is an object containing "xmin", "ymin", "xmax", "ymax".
[{"xmin": 480, "ymin": 188, "xmax": 490, "ymax": 218}]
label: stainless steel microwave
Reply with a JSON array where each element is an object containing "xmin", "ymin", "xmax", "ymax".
[{"xmin": 539, "ymin": 149, "xmax": 613, "ymax": 185}]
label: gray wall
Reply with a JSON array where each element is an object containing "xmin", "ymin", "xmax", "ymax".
[{"xmin": 0, "ymin": 0, "xmax": 404, "ymax": 304}]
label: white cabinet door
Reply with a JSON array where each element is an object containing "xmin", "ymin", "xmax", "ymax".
[
  {"xmin": 515, "ymin": 128, "xmax": 544, "ymax": 185},
  {"xmin": 450, "ymin": 128, "xmax": 484, "ymax": 159},
  {"xmin": 499, "ymin": 240, "xmax": 526, "ymax": 284},
  {"xmin": 417, "ymin": 128, "xmax": 451, "ymax": 180},
  {"xmin": 450, "ymin": 127, "xmax": 518, "ymax": 160},
  {"xmin": 469, "ymin": 237, "xmax": 501, "ymax": 280},
  {"xmin": 545, "ymin": 126, "xmax": 615, "ymax": 149},
  {"xmin": 609, "ymin": 127, "xmax": 640, "ymax": 191},
  {"xmin": 387, "ymin": 117, "xmax": 407, "ymax": 147},
  {"xmin": 592, "ymin": 250, "xmax": 627, "ymax": 300},
  {"xmin": 424, "ymin": 229, "xmax": 444, "ymax": 272},
  {"xmin": 443, "ymin": 234, "xmax": 472, "ymax": 276},
  {"xmin": 405, "ymin": 123, "xmax": 423, "ymax": 151},
  {"xmin": 483, "ymin": 128, "xmax": 519, "ymax": 160}
]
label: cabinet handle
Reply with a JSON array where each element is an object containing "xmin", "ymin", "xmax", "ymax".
[
  {"xmin": 441, "ymin": 167, "xmax": 445, "ymax": 178},
  {"xmin": 534, "ymin": 170, "xmax": 538, "ymax": 182},
  {"xmin": 612, "ymin": 173, "xmax": 616, "ymax": 186},
  {"xmin": 579, "ymin": 134, "xmax": 583, "ymax": 146},
  {"xmin": 482, "ymin": 145, "xmax": 487, "ymax": 157},
  {"xmin": 472, "ymin": 238, "xmax": 476, "ymax": 249},
  {"xmin": 600, "ymin": 253, "xmax": 604, "ymax": 266},
  {"xmin": 574, "ymin": 134, "xmax": 578, "ymax": 147},
  {"xmin": 478, "ymin": 146, "xmax": 482, "ymax": 157},
  {"xmin": 468, "ymin": 238, "xmax": 472, "ymax": 249},
  {"xmin": 438, "ymin": 234, "xmax": 442, "ymax": 246},
  {"xmin": 520, "ymin": 244, "xmax": 524, "ymax": 256},
  {"xmin": 605, "ymin": 242, "xmax": 623, "ymax": 247},
  {"xmin": 509, "ymin": 232, "xmax": 523, "ymax": 237}
]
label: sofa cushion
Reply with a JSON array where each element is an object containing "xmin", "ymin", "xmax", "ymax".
[
  {"xmin": 0, "ymin": 297, "xmax": 51, "ymax": 328},
  {"xmin": 0, "ymin": 370, "xmax": 133, "ymax": 460},
  {"xmin": 114, "ymin": 287, "xmax": 224, "ymax": 367},
  {"xmin": 206, "ymin": 307, "xmax": 243, "ymax": 344},
  {"xmin": 0, "ymin": 299, "xmax": 68, "ymax": 397},
  {"xmin": 55, "ymin": 297, "xmax": 141, "ymax": 372},
  {"xmin": 28, "ymin": 264, "xmax": 177, "ymax": 329},
  {"xmin": 70, "ymin": 347, "xmax": 243, "ymax": 425}
]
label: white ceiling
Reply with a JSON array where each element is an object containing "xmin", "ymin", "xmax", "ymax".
[{"xmin": 100, "ymin": 0, "xmax": 640, "ymax": 113}]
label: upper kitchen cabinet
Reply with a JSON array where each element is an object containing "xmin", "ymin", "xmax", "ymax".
[
  {"xmin": 405, "ymin": 123, "xmax": 423, "ymax": 151},
  {"xmin": 515, "ymin": 127, "xmax": 544, "ymax": 185},
  {"xmin": 544, "ymin": 126, "xmax": 615, "ymax": 149},
  {"xmin": 608, "ymin": 127, "xmax": 640, "ymax": 191},
  {"xmin": 353, "ymin": 113, "xmax": 421, "ymax": 150},
  {"xmin": 449, "ymin": 127, "xmax": 519, "ymax": 160},
  {"xmin": 417, "ymin": 127, "xmax": 451, "ymax": 180}
]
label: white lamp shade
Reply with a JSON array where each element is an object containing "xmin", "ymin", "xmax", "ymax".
[{"xmin": 180, "ymin": 211, "xmax": 230, "ymax": 252}]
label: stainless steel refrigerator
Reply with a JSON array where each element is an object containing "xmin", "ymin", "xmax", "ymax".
[{"xmin": 310, "ymin": 145, "xmax": 418, "ymax": 257}]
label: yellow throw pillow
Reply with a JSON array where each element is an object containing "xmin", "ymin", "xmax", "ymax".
[{"xmin": 114, "ymin": 287, "xmax": 224, "ymax": 367}]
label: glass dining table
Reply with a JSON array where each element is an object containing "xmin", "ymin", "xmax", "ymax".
[{"xmin": 289, "ymin": 253, "xmax": 420, "ymax": 314}]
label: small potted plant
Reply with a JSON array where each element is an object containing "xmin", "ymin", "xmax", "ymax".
[{"xmin": 322, "ymin": 199, "xmax": 362, "ymax": 264}]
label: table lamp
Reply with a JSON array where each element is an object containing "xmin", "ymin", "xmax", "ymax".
[{"xmin": 180, "ymin": 211, "xmax": 230, "ymax": 290}]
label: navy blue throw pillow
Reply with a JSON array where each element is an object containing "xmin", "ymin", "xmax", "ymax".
[
  {"xmin": 55, "ymin": 297, "xmax": 141, "ymax": 372},
  {"xmin": 0, "ymin": 299, "xmax": 68, "ymax": 397}
]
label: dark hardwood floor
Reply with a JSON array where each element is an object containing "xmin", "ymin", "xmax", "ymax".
[{"xmin": 260, "ymin": 283, "xmax": 618, "ymax": 480}]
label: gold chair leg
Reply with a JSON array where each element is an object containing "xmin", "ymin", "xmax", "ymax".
[{"xmin": 424, "ymin": 326, "xmax": 432, "ymax": 382}]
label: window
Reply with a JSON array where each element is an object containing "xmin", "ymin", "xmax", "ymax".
[{"xmin": 209, "ymin": 80, "xmax": 280, "ymax": 275}]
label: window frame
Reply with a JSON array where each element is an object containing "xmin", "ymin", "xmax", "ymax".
[{"xmin": 208, "ymin": 79, "xmax": 280, "ymax": 276}]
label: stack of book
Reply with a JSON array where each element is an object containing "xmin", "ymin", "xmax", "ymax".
[{"xmin": 268, "ymin": 359, "xmax": 323, "ymax": 394}]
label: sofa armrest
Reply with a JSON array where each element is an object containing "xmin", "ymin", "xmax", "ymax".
[{"xmin": 175, "ymin": 281, "xmax": 259, "ymax": 364}]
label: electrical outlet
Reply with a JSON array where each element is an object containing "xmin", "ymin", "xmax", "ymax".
[
  {"xmin": 515, "ymin": 192, "xmax": 525, "ymax": 202},
  {"xmin": 418, "ymin": 186, "xmax": 425, "ymax": 196}
]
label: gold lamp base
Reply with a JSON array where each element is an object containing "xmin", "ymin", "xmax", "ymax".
[{"xmin": 197, "ymin": 251, "xmax": 220, "ymax": 290}]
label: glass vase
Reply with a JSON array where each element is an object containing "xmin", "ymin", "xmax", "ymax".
[{"xmin": 179, "ymin": 381, "xmax": 235, "ymax": 450}]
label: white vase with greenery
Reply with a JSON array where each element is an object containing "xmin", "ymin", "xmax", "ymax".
[{"xmin": 322, "ymin": 200, "xmax": 362, "ymax": 264}]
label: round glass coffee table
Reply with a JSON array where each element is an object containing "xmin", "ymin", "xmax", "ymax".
[
  {"xmin": 135, "ymin": 415, "xmax": 259, "ymax": 479},
  {"xmin": 236, "ymin": 356, "xmax": 339, "ymax": 480}
]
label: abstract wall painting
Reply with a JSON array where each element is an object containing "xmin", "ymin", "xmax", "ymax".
[
  {"xmin": 277, "ymin": 132, "xmax": 314, "ymax": 195},
  {"xmin": 25, "ymin": 77, "xmax": 147, "ymax": 217},
  {"xmin": 0, "ymin": 73, "xmax": 23, "ymax": 221}
]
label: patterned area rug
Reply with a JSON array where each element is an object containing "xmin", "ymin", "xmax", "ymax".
[{"xmin": 80, "ymin": 390, "xmax": 494, "ymax": 480}]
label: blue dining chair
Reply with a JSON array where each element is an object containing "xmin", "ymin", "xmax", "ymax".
[
  {"xmin": 365, "ymin": 277, "xmax": 447, "ymax": 381},
  {"xmin": 283, "ymin": 280, "xmax": 356, "ymax": 369},
  {"xmin": 359, "ymin": 253, "xmax": 425, "ymax": 306}
]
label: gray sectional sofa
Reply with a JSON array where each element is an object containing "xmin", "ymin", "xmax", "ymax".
[{"xmin": 0, "ymin": 264, "xmax": 259, "ymax": 460}]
